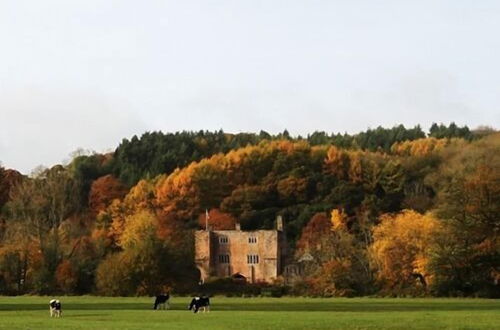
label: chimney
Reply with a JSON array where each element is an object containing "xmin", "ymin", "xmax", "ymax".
[
  {"xmin": 235, "ymin": 222, "xmax": 241, "ymax": 231},
  {"xmin": 276, "ymin": 215, "xmax": 283, "ymax": 231}
]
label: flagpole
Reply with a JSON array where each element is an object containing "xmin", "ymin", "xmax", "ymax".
[{"xmin": 205, "ymin": 209, "xmax": 209, "ymax": 231}]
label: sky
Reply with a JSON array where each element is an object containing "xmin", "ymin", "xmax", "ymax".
[{"xmin": 1, "ymin": 0, "xmax": 499, "ymax": 174}]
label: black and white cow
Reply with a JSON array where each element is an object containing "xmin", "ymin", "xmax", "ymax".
[
  {"xmin": 188, "ymin": 296, "xmax": 210, "ymax": 313},
  {"xmin": 153, "ymin": 293, "xmax": 170, "ymax": 310},
  {"xmin": 49, "ymin": 299, "xmax": 62, "ymax": 317}
]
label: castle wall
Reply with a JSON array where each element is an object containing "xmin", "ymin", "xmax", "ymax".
[
  {"xmin": 194, "ymin": 231, "xmax": 211, "ymax": 282},
  {"xmin": 194, "ymin": 229, "xmax": 283, "ymax": 283}
]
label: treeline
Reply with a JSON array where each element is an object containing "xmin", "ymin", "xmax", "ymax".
[
  {"xmin": 0, "ymin": 124, "xmax": 498, "ymax": 297},
  {"xmin": 83, "ymin": 122, "xmax": 474, "ymax": 187}
]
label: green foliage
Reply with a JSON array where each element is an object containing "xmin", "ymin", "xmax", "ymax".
[
  {"xmin": 0, "ymin": 126, "xmax": 496, "ymax": 297},
  {"xmin": 111, "ymin": 125, "xmax": 448, "ymax": 187},
  {"xmin": 112, "ymin": 131, "xmax": 266, "ymax": 186},
  {"xmin": 429, "ymin": 122, "xmax": 473, "ymax": 140}
]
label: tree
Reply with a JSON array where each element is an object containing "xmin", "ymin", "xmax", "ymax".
[
  {"xmin": 88, "ymin": 175, "xmax": 128, "ymax": 215},
  {"xmin": 198, "ymin": 209, "xmax": 236, "ymax": 230},
  {"xmin": 6, "ymin": 166, "xmax": 80, "ymax": 293},
  {"xmin": 370, "ymin": 210, "xmax": 443, "ymax": 295},
  {"xmin": 0, "ymin": 168, "xmax": 23, "ymax": 210},
  {"xmin": 296, "ymin": 211, "xmax": 371, "ymax": 296},
  {"xmin": 428, "ymin": 133, "xmax": 500, "ymax": 296}
]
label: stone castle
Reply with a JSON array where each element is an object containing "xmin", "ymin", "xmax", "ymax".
[{"xmin": 194, "ymin": 216, "xmax": 287, "ymax": 283}]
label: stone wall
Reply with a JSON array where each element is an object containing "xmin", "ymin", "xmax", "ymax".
[{"xmin": 194, "ymin": 228, "xmax": 284, "ymax": 283}]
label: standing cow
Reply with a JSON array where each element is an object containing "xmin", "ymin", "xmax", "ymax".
[
  {"xmin": 49, "ymin": 299, "xmax": 62, "ymax": 317},
  {"xmin": 188, "ymin": 296, "xmax": 210, "ymax": 313},
  {"xmin": 153, "ymin": 293, "xmax": 170, "ymax": 310}
]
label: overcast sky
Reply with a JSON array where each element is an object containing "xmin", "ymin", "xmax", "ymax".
[{"xmin": 1, "ymin": 1, "xmax": 499, "ymax": 174}]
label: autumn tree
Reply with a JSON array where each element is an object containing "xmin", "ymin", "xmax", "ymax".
[
  {"xmin": 428, "ymin": 133, "xmax": 500, "ymax": 297},
  {"xmin": 5, "ymin": 166, "xmax": 80, "ymax": 293},
  {"xmin": 88, "ymin": 174, "xmax": 128, "ymax": 215},
  {"xmin": 198, "ymin": 208, "xmax": 236, "ymax": 230},
  {"xmin": 370, "ymin": 210, "xmax": 443, "ymax": 295},
  {"xmin": 0, "ymin": 220, "xmax": 32, "ymax": 294},
  {"xmin": 296, "ymin": 213, "xmax": 331, "ymax": 253},
  {"xmin": 296, "ymin": 211, "xmax": 371, "ymax": 296},
  {"xmin": 391, "ymin": 137, "xmax": 448, "ymax": 156},
  {"xmin": 0, "ymin": 168, "xmax": 23, "ymax": 210}
]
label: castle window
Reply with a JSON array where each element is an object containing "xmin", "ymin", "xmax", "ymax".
[
  {"xmin": 218, "ymin": 254, "xmax": 230, "ymax": 263},
  {"xmin": 219, "ymin": 236, "xmax": 228, "ymax": 244},
  {"xmin": 247, "ymin": 254, "xmax": 259, "ymax": 264},
  {"xmin": 248, "ymin": 237, "xmax": 257, "ymax": 244}
]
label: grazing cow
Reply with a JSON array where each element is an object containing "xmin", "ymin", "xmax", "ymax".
[
  {"xmin": 188, "ymin": 296, "xmax": 210, "ymax": 313},
  {"xmin": 153, "ymin": 293, "xmax": 170, "ymax": 310},
  {"xmin": 49, "ymin": 299, "xmax": 62, "ymax": 317}
]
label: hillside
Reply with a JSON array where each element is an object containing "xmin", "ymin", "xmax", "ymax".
[{"xmin": 0, "ymin": 124, "xmax": 498, "ymax": 297}]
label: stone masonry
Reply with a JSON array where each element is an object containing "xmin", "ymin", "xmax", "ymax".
[{"xmin": 195, "ymin": 217, "xmax": 286, "ymax": 283}]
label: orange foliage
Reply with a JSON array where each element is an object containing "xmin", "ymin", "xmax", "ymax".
[
  {"xmin": 55, "ymin": 260, "xmax": 77, "ymax": 292},
  {"xmin": 89, "ymin": 175, "xmax": 128, "ymax": 214},
  {"xmin": 156, "ymin": 211, "xmax": 186, "ymax": 242},
  {"xmin": 197, "ymin": 208, "xmax": 236, "ymax": 230},
  {"xmin": 296, "ymin": 213, "xmax": 331, "ymax": 251},
  {"xmin": 156, "ymin": 166, "xmax": 198, "ymax": 218},
  {"xmin": 330, "ymin": 209, "xmax": 348, "ymax": 231},
  {"xmin": 307, "ymin": 259, "xmax": 354, "ymax": 297},
  {"xmin": 0, "ymin": 168, "xmax": 23, "ymax": 208},
  {"xmin": 324, "ymin": 146, "xmax": 350, "ymax": 179}
]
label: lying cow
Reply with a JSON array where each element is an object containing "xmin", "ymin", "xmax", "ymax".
[
  {"xmin": 153, "ymin": 293, "xmax": 170, "ymax": 310},
  {"xmin": 188, "ymin": 296, "xmax": 210, "ymax": 313},
  {"xmin": 49, "ymin": 299, "xmax": 62, "ymax": 317}
]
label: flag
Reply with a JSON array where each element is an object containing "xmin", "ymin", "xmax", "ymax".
[{"xmin": 205, "ymin": 209, "xmax": 210, "ymax": 231}]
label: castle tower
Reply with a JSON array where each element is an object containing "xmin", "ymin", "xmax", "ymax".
[{"xmin": 276, "ymin": 215, "xmax": 284, "ymax": 231}]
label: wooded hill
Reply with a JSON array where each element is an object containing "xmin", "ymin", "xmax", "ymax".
[{"xmin": 0, "ymin": 123, "xmax": 498, "ymax": 297}]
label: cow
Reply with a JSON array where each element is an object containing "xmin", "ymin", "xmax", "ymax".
[
  {"xmin": 188, "ymin": 296, "xmax": 210, "ymax": 313},
  {"xmin": 49, "ymin": 299, "xmax": 62, "ymax": 317},
  {"xmin": 153, "ymin": 293, "xmax": 170, "ymax": 310}
]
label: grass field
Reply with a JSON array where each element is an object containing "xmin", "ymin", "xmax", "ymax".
[{"xmin": 0, "ymin": 296, "xmax": 498, "ymax": 330}]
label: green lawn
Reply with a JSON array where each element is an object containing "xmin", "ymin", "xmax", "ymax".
[{"xmin": 0, "ymin": 296, "xmax": 498, "ymax": 330}]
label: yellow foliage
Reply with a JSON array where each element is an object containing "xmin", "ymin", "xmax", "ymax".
[
  {"xmin": 391, "ymin": 137, "xmax": 448, "ymax": 156},
  {"xmin": 330, "ymin": 209, "xmax": 348, "ymax": 231},
  {"xmin": 118, "ymin": 210, "xmax": 158, "ymax": 249},
  {"xmin": 347, "ymin": 152, "xmax": 363, "ymax": 183},
  {"xmin": 370, "ymin": 210, "xmax": 443, "ymax": 292},
  {"xmin": 324, "ymin": 146, "xmax": 349, "ymax": 179}
]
